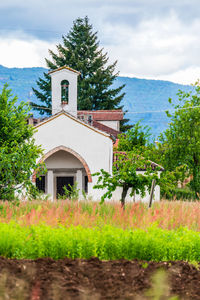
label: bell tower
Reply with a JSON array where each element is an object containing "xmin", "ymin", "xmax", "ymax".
[{"xmin": 49, "ymin": 66, "xmax": 80, "ymax": 117}]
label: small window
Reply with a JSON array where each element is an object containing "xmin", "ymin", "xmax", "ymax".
[
  {"xmin": 36, "ymin": 176, "xmax": 45, "ymax": 193},
  {"xmin": 61, "ymin": 80, "xmax": 69, "ymax": 104},
  {"xmin": 88, "ymin": 115, "xmax": 92, "ymax": 125}
]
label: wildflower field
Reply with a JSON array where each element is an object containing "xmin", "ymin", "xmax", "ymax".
[
  {"xmin": 0, "ymin": 200, "xmax": 200, "ymax": 261},
  {"xmin": 1, "ymin": 200, "xmax": 200, "ymax": 230}
]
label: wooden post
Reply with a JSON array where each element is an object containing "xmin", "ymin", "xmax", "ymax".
[{"xmin": 149, "ymin": 179, "xmax": 156, "ymax": 208}]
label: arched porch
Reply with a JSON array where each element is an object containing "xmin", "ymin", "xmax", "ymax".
[{"xmin": 33, "ymin": 146, "xmax": 92, "ymax": 200}]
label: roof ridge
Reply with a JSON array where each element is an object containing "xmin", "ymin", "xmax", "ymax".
[
  {"xmin": 78, "ymin": 109, "xmax": 123, "ymax": 112},
  {"xmin": 48, "ymin": 66, "xmax": 81, "ymax": 75},
  {"xmin": 34, "ymin": 110, "xmax": 113, "ymax": 140}
]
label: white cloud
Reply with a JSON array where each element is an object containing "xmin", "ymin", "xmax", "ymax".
[
  {"xmin": 99, "ymin": 12, "xmax": 200, "ymax": 84},
  {"xmin": 155, "ymin": 67, "xmax": 200, "ymax": 85},
  {"xmin": 0, "ymin": 4, "xmax": 200, "ymax": 85},
  {"xmin": 0, "ymin": 35, "xmax": 55, "ymax": 68}
]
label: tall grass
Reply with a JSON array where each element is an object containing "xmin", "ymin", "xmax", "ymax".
[{"xmin": 0, "ymin": 200, "xmax": 200, "ymax": 230}]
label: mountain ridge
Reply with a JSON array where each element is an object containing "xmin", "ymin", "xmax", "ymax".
[{"xmin": 0, "ymin": 65, "xmax": 192, "ymax": 138}]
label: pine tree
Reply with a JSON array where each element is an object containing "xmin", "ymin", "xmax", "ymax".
[{"xmin": 31, "ymin": 16, "xmax": 131, "ymax": 131}]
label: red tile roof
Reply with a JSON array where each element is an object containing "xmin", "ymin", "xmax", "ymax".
[
  {"xmin": 78, "ymin": 110, "xmax": 123, "ymax": 121},
  {"xmin": 29, "ymin": 110, "xmax": 122, "ymax": 139},
  {"xmin": 113, "ymin": 151, "xmax": 164, "ymax": 171},
  {"xmin": 92, "ymin": 121, "xmax": 120, "ymax": 139}
]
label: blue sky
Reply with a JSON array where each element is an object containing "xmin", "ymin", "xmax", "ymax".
[{"xmin": 0, "ymin": 0, "xmax": 200, "ymax": 84}]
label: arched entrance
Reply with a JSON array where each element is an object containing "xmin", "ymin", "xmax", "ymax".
[{"xmin": 33, "ymin": 146, "xmax": 92, "ymax": 200}]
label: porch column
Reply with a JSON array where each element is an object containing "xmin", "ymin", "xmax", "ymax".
[
  {"xmin": 47, "ymin": 170, "xmax": 54, "ymax": 202},
  {"xmin": 76, "ymin": 169, "xmax": 83, "ymax": 198}
]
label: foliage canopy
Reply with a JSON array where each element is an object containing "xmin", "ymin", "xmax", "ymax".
[
  {"xmin": 0, "ymin": 85, "xmax": 43, "ymax": 200},
  {"xmin": 158, "ymin": 82, "xmax": 200, "ymax": 196},
  {"xmin": 94, "ymin": 151, "xmax": 160, "ymax": 207},
  {"xmin": 117, "ymin": 121, "xmax": 151, "ymax": 151}
]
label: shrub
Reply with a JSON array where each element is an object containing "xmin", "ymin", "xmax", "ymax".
[
  {"xmin": 161, "ymin": 187, "xmax": 196, "ymax": 201},
  {"xmin": 58, "ymin": 183, "xmax": 79, "ymax": 201}
]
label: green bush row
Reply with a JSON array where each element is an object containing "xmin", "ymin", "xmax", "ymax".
[
  {"xmin": 1, "ymin": 222, "xmax": 200, "ymax": 261},
  {"xmin": 161, "ymin": 187, "xmax": 196, "ymax": 201}
]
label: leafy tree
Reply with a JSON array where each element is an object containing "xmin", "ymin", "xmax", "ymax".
[
  {"xmin": 31, "ymin": 16, "xmax": 131, "ymax": 131},
  {"xmin": 117, "ymin": 121, "xmax": 151, "ymax": 151},
  {"xmin": 94, "ymin": 122, "xmax": 161, "ymax": 207},
  {"xmin": 158, "ymin": 82, "xmax": 200, "ymax": 196},
  {"xmin": 94, "ymin": 151, "xmax": 160, "ymax": 208},
  {"xmin": 0, "ymin": 85, "xmax": 43, "ymax": 200}
]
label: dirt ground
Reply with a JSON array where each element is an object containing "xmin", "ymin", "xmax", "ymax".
[{"xmin": 0, "ymin": 257, "xmax": 199, "ymax": 299}]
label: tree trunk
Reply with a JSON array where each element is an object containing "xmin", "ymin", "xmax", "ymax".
[
  {"xmin": 148, "ymin": 179, "xmax": 156, "ymax": 208},
  {"xmin": 120, "ymin": 185, "xmax": 129, "ymax": 209}
]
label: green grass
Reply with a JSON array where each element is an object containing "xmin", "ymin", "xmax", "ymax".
[{"xmin": 0, "ymin": 222, "xmax": 200, "ymax": 261}]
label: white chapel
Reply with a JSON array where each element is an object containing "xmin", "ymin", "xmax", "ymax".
[
  {"xmin": 30, "ymin": 66, "xmax": 162, "ymax": 202},
  {"xmin": 31, "ymin": 66, "xmax": 120, "ymax": 201}
]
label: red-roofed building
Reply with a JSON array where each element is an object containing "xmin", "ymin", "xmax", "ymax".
[
  {"xmin": 77, "ymin": 110, "xmax": 123, "ymax": 138},
  {"xmin": 29, "ymin": 66, "xmax": 161, "ymax": 203}
]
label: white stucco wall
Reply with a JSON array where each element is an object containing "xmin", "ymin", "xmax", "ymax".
[
  {"xmin": 34, "ymin": 113, "xmax": 113, "ymax": 201},
  {"xmin": 50, "ymin": 69, "xmax": 78, "ymax": 117},
  {"xmin": 34, "ymin": 113, "xmax": 161, "ymax": 203},
  {"xmin": 110, "ymin": 171, "xmax": 161, "ymax": 203},
  {"xmin": 98, "ymin": 120, "xmax": 120, "ymax": 131},
  {"xmin": 45, "ymin": 150, "xmax": 83, "ymax": 169}
]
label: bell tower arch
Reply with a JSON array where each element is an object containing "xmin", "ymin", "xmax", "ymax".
[{"xmin": 49, "ymin": 66, "xmax": 80, "ymax": 117}]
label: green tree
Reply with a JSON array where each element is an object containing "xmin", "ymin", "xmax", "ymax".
[
  {"xmin": 0, "ymin": 85, "xmax": 43, "ymax": 200},
  {"xmin": 31, "ymin": 16, "xmax": 131, "ymax": 131},
  {"xmin": 117, "ymin": 121, "xmax": 151, "ymax": 151},
  {"xmin": 94, "ymin": 151, "xmax": 160, "ymax": 208},
  {"xmin": 158, "ymin": 81, "xmax": 200, "ymax": 196}
]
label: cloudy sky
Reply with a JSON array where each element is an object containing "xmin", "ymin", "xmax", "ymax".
[{"xmin": 0, "ymin": 0, "xmax": 200, "ymax": 84}]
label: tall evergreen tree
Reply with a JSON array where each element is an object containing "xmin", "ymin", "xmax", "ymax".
[{"xmin": 31, "ymin": 16, "xmax": 131, "ymax": 131}]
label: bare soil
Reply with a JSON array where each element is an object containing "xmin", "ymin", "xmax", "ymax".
[{"xmin": 0, "ymin": 257, "xmax": 199, "ymax": 299}]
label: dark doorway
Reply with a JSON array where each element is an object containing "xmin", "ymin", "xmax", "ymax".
[
  {"xmin": 56, "ymin": 176, "xmax": 74, "ymax": 198},
  {"xmin": 36, "ymin": 176, "xmax": 45, "ymax": 193}
]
